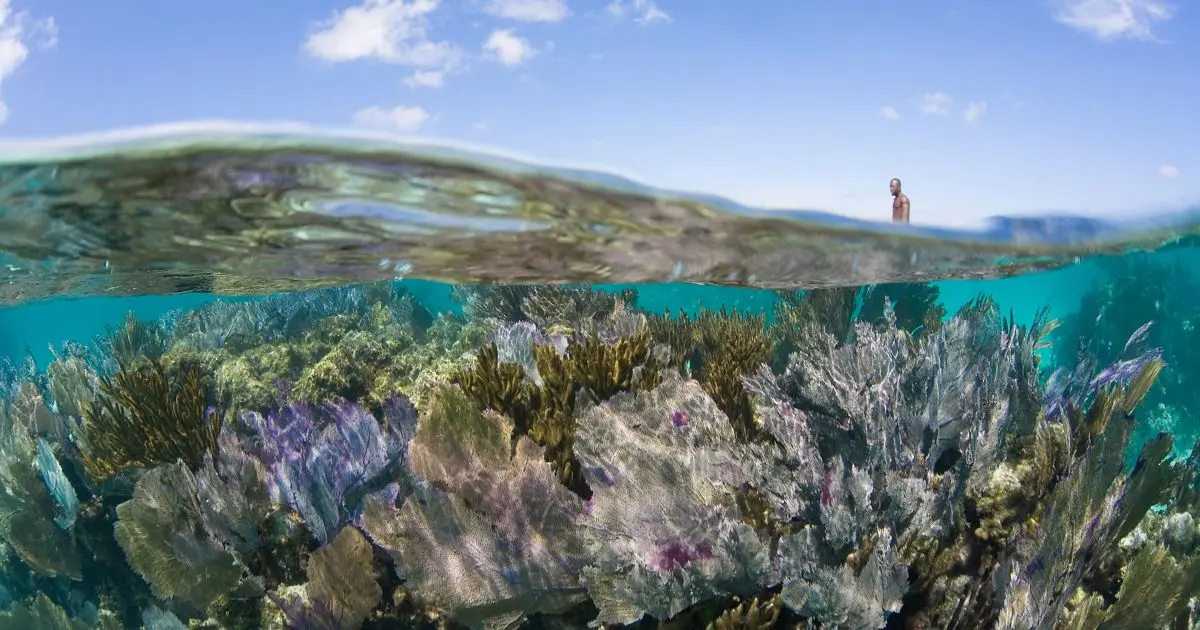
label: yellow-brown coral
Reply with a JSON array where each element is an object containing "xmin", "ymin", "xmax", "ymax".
[
  {"xmin": 695, "ymin": 308, "xmax": 774, "ymax": 442},
  {"xmin": 454, "ymin": 328, "xmax": 661, "ymax": 494},
  {"xmin": 707, "ymin": 595, "xmax": 784, "ymax": 630},
  {"xmin": 81, "ymin": 358, "xmax": 220, "ymax": 480}
]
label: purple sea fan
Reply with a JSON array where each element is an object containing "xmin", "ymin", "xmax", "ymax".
[
  {"xmin": 1088, "ymin": 347, "xmax": 1164, "ymax": 395},
  {"xmin": 241, "ymin": 395, "xmax": 417, "ymax": 545},
  {"xmin": 237, "ymin": 400, "xmax": 316, "ymax": 467}
]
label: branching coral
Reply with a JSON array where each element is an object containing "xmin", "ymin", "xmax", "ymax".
[
  {"xmin": 80, "ymin": 358, "xmax": 220, "ymax": 480},
  {"xmin": 455, "ymin": 322, "xmax": 660, "ymax": 493},
  {"xmin": 647, "ymin": 308, "xmax": 699, "ymax": 374},
  {"xmin": 707, "ymin": 594, "xmax": 784, "ymax": 630},
  {"xmin": 694, "ymin": 308, "xmax": 774, "ymax": 442},
  {"xmin": 455, "ymin": 341, "xmax": 533, "ymax": 435},
  {"xmin": 741, "ymin": 296, "xmax": 1072, "ymax": 628}
]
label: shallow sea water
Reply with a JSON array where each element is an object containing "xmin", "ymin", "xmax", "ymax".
[{"xmin": 1, "ymin": 126, "xmax": 1199, "ymax": 629}]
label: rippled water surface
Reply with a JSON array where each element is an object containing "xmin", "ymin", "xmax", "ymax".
[
  {"xmin": 1, "ymin": 127, "xmax": 1199, "ymax": 630},
  {"xmin": 1, "ymin": 125, "xmax": 1196, "ymax": 303}
]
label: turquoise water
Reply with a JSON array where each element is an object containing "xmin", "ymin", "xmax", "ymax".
[{"xmin": 1, "ymin": 127, "xmax": 1200, "ymax": 629}]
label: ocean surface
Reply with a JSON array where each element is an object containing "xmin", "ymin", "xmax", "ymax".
[{"xmin": 0, "ymin": 126, "xmax": 1199, "ymax": 629}]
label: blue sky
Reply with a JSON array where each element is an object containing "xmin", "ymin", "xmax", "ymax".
[{"xmin": 0, "ymin": 0, "xmax": 1196, "ymax": 227}]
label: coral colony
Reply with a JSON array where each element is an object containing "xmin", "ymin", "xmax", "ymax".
[{"xmin": 1, "ymin": 270, "xmax": 1200, "ymax": 629}]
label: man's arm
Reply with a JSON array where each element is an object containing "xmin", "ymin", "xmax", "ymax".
[{"xmin": 900, "ymin": 196, "xmax": 910, "ymax": 222}]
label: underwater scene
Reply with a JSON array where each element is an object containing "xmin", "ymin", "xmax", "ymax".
[{"xmin": 2, "ymin": 131, "xmax": 1200, "ymax": 630}]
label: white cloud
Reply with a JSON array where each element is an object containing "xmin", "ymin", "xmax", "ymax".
[
  {"xmin": 483, "ymin": 29, "xmax": 536, "ymax": 66},
  {"xmin": 880, "ymin": 106, "xmax": 900, "ymax": 121},
  {"xmin": 963, "ymin": 100, "xmax": 987, "ymax": 123},
  {"xmin": 918, "ymin": 92, "xmax": 953, "ymax": 116},
  {"xmin": 304, "ymin": 0, "xmax": 463, "ymax": 73},
  {"xmin": 1159, "ymin": 163, "xmax": 1179, "ymax": 179},
  {"xmin": 353, "ymin": 104, "xmax": 431, "ymax": 131},
  {"xmin": 484, "ymin": 0, "xmax": 570, "ymax": 22},
  {"xmin": 404, "ymin": 69, "xmax": 445, "ymax": 88},
  {"xmin": 0, "ymin": 0, "xmax": 57, "ymax": 125},
  {"xmin": 605, "ymin": 0, "xmax": 671, "ymax": 25},
  {"xmin": 1056, "ymin": 0, "xmax": 1173, "ymax": 41}
]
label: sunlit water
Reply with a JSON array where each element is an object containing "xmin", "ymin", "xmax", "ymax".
[{"xmin": 0, "ymin": 126, "xmax": 1198, "ymax": 629}]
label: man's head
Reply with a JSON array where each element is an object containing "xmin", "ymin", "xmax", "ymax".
[{"xmin": 889, "ymin": 178, "xmax": 901, "ymax": 196}]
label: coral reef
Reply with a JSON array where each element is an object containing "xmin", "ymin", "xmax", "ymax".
[
  {"xmin": 694, "ymin": 308, "xmax": 773, "ymax": 441},
  {"xmin": 0, "ymin": 278, "xmax": 1197, "ymax": 630}
]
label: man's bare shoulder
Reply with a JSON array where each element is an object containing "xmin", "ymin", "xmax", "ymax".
[{"xmin": 899, "ymin": 193, "xmax": 910, "ymax": 204}]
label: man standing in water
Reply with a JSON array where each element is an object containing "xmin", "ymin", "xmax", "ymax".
[{"xmin": 890, "ymin": 178, "xmax": 910, "ymax": 223}]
